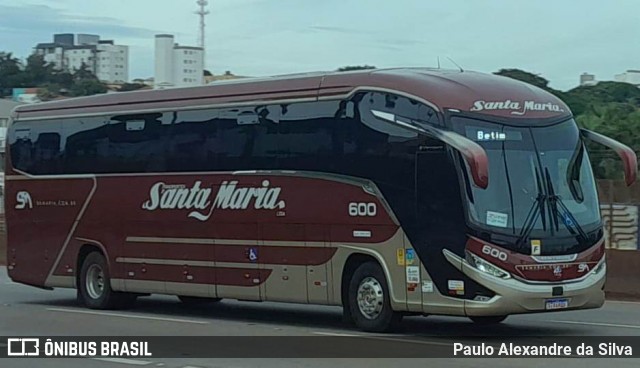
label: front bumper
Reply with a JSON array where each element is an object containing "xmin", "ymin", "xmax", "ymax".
[{"xmin": 443, "ymin": 249, "xmax": 606, "ymax": 316}]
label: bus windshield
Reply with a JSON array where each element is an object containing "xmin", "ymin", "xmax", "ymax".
[{"xmin": 452, "ymin": 117, "xmax": 601, "ymax": 246}]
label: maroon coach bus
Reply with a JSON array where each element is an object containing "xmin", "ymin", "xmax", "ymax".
[{"xmin": 4, "ymin": 68, "xmax": 637, "ymax": 332}]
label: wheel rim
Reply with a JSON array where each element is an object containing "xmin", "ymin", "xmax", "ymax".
[
  {"xmin": 356, "ymin": 276, "xmax": 384, "ymax": 320},
  {"xmin": 86, "ymin": 264, "xmax": 105, "ymax": 299}
]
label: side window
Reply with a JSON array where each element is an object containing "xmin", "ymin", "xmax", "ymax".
[
  {"xmin": 328, "ymin": 92, "xmax": 433, "ymax": 180},
  {"xmin": 9, "ymin": 120, "xmax": 63, "ymax": 175},
  {"xmin": 165, "ymin": 109, "xmax": 217, "ymax": 172},
  {"xmin": 106, "ymin": 113, "xmax": 172, "ymax": 173},
  {"xmin": 278, "ymin": 101, "xmax": 340, "ymax": 172},
  {"xmin": 63, "ymin": 116, "xmax": 109, "ymax": 174},
  {"xmin": 360, "ymin": 91, "xmax": 439, "ymax": 128},
  {"xmin": 211, "ymin": 106, "xmax": 278, "ymax": 171},
  {"xmin": 63, "ymin": 113, "xmax": 172, "ymax": 174}
]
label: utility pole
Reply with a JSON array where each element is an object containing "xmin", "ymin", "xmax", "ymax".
[{"xmin": 195, "ymin": 0, "xmax": 209, "ymax": 74}]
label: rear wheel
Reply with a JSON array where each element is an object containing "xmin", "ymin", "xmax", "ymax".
[
  {"xmin": 469, "ymin": 316, "xmax": 508, "ymax": 325},
  {"xmin": 177, "ymin": 296, "xmax": 222, "ymax": 304},
  {"xmin": 347, "ymin": 262, "xmax": 402, "ymax": 332},
  {"xmin": 79, "ymin": 252, "xmax": 136, "ymax": 309}
]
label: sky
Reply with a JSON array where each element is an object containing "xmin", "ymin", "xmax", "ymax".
[{"xmin": 0, "ymin": 0, "xmax": 638, "ymax": 91}]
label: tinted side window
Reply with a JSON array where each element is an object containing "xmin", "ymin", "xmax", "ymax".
[
  {"xmin": 211, "ymin": 107, "xmax": 278, "ymax": 171},
  {"xmin": 106, "ymin": 113, "xmax": 172, "ymax": 173},
  {"xmin": 9, "ymin": 120, "xmax": 63, "ymax": 175},
  {"xmin": 10, "ymin": 92, "xmax": 439, "ymax": 176},
  {"xmin": 165, "ymin": 109, "xmax": 217, "ymax": 172},
  {"xmin": 62, "ymin": 113, "xmax": 172, "ymax": 174},
  {"xmin": 278, "ymin": 101, "xmax": 341, "ymax": 172},
  {"xmin": 63, "ymin": 116, "xmax": 109, "ymax": 174}
]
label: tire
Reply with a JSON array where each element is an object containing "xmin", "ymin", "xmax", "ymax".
[
  {"xmin": 78, "ymin": 252, "xmax": 136, "ymax": 309},
  {"xmin": 469, "ymin": 316, "xmax": 508, "ymax": 325},
  {"xmin": 347, "ymin": 262, "xmax": 402, "ymax": 332},
  {"xmin": 177, "ymin": 296, "xmax": 222, "ymax": 304}
]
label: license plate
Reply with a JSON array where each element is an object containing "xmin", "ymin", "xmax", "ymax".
[{"xmin": 545, "ymin": 298, "xmax": 569, "ymax": 310}]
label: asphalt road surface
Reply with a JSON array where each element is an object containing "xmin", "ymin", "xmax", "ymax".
[{"xmin": 1, "ymin": 267, "xmax": 639, "ymax": 368}]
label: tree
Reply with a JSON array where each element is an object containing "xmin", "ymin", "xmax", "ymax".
[
  {"xmin": 494, "ymin": 68, "xmax": 551, "ymax": 90},
  {"xmin": 24, "ymin": 54, "xmax": 56, "ymax": 86},
  {"xmin": 337, "ymin": 65, "xmax": 376, "ymax": 72},
  {"xmin": 0, "ymin": 52, "xmax": 24, "ymax": 95},
  {"xmin": 69, "ymin": 79, "xmax": 107, "ymax": 97},
  {"xmin": 0, "ymin": 52, "xmax": 22, "ymax": 77},
  {"xmin": 73, "ymin": 62, "xmax": 99, "ymax": 82},
  {"xmin": 1, "ymin": 50, "xmax": 108, "ymax": 98}
]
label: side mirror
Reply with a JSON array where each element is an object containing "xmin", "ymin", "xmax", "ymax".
[
  {"xmin": 581, "ymin": 129, "xmax": 637, "ymax": 186},
  {"xmin": 431, "ymin": 128, "xmax": 489, "ymax": 189},
  {"xmin": 370, "ymin": 109, "xmax": 489, "ymax": 189}
]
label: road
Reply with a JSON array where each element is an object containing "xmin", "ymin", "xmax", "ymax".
[{"xmin": 0, "ymin": 267, "xmax": 639, "ymax": 368}]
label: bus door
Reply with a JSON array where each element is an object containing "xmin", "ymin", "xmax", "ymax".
[
  {"xmin": 409, "ymin": 148, "xmax": 449, "ymax": 311},
  {"xmin": 415, "ymin": 146, "xmax": 468, "ymax": 310}
]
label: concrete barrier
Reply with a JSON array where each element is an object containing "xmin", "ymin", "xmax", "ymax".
[{"xmin": 605, "ymin": 249, "xmax": 640, "ymax": 300}]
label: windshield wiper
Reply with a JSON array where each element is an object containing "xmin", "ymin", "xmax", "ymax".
[
  {"xmin": 516, "ymin": 166, "xmax": 547, "ymax": 249},
  {"xmin": 544, "ymin": 167, "xmax": 589, "ymax": 242}
]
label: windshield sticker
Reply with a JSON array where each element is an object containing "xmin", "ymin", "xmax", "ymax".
[
  {"xmin": 531, "ymin": 239, "xmax": 541, "ymax": 256},
  {"xmin": 422, "ymin": 280, "xmax": 434, "ymax": 293},
  {"xmin": 405, "ymin": 249, "xmax": 416, "ymax": 265},
  {"xmin": 448, "ymin": 280, "xmax": 464, "ymax": 296},
  {"xmin": 406, "ymin": 266, "xmax": 420, "ymax": 284},
  {"xmin": 470, "ymin": 100, "xmax": 564, "ymax": 115},
  {"xmin": 486, "ymin": 211, "xmax": 508, "ymax": 228},
  {"xmin": 396, "ymin": 249, "xmax": 405, "ymax": 266}
]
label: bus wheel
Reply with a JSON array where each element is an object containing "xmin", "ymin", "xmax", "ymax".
[
  {"xmin": 177, "ymin": 296, "xmax": 222, "ymax": 304},
  {"xmin": 469, "ymin": 316, "xmax": 507, "ymax": 325},
  {"xmin": 348, "ymin": 262, "xmax": 402, "ymax": 332},
  {"xmin": 79, "ymin": 252, "xmax": 136, "ymax": 309}
]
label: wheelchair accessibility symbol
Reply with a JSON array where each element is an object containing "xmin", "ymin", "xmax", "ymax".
[{"xmin": 249, "ymin": 248, "xmax": 258, "ymax": 262}]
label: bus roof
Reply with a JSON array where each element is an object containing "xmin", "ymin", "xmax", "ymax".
[{"xmin": 14, "ymin": 68, "xmax": 571, "ymax": 121}]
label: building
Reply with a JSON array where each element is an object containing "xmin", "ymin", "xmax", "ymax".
[
  {"xmin": 95, "ymin": 41, "xmax": 129, "ymax": 84},
  {"xmin": 0, "ymin": 99, "xmax": 21, "ymax": 130},
  {"xmin": 154, "ymin": 34, "xmax": 204, "ymax": 89},
  {"xmin": 34, "ymin": 34, "xmax": 129, "ymax": 84},
  {"xmin": 579, "ymin": 72, "xmax": 597, "ymax": 86},
  {"xmin": 614, "ymin": 70, "xmax": 640, "ymax": 87}
]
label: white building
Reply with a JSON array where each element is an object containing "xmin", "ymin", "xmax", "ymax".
[
  {"xmin": 579, "ymin": 72, "xmax": 597, "ymax": 86},
  {"xmin": 96, "ymin": 41, "xmax": 129, "ymax": 84},
  {"xmin": 154, "ymin": 34, "xmax": 204, "ymax": 89},
  {"xmin": 614, "ymin": 70, "xmax": 640, "ymax": 87},
  {"xmin": 34, "ymin": 34, "xmax": 129, "ymax": 84}
]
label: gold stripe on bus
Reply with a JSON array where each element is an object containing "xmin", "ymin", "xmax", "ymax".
[{"xmin": 124, "ymin": 236, "xmax": 327, "ymax": 248}]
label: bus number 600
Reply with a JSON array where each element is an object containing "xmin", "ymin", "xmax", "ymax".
[{"xmin": 349, "ymin": 202, "xmax": 377, "ymax": 217}]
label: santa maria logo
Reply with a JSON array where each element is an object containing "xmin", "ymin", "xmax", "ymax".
[
  {"xmin": 470, "ymin": 100, "xmax": 564, "ymax": 116},
  {"xmin": 142, "ymin": 180, "xmax": 285, "ymax": 221}
]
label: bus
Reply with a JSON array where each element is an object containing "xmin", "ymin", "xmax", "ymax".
[{"xmin": 5, "ymin": 68, "xmax": 637, "ymax": 332}]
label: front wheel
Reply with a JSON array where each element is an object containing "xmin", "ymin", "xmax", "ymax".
[
  {"xmin": 347, "ymin": 262, "xmax": 402, "ymax": 332},
  {"xmin": 469, "ymin": 316, "xmax": 508, "ymax": 325},
  {"xmin": 78, "ymin": 252, "xmax": 136, "ymax": 309}
]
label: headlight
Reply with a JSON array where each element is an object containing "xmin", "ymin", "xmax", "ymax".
[{"xmin": 466, "ymin": 251, "xmax": 511, "ymax": 279}]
